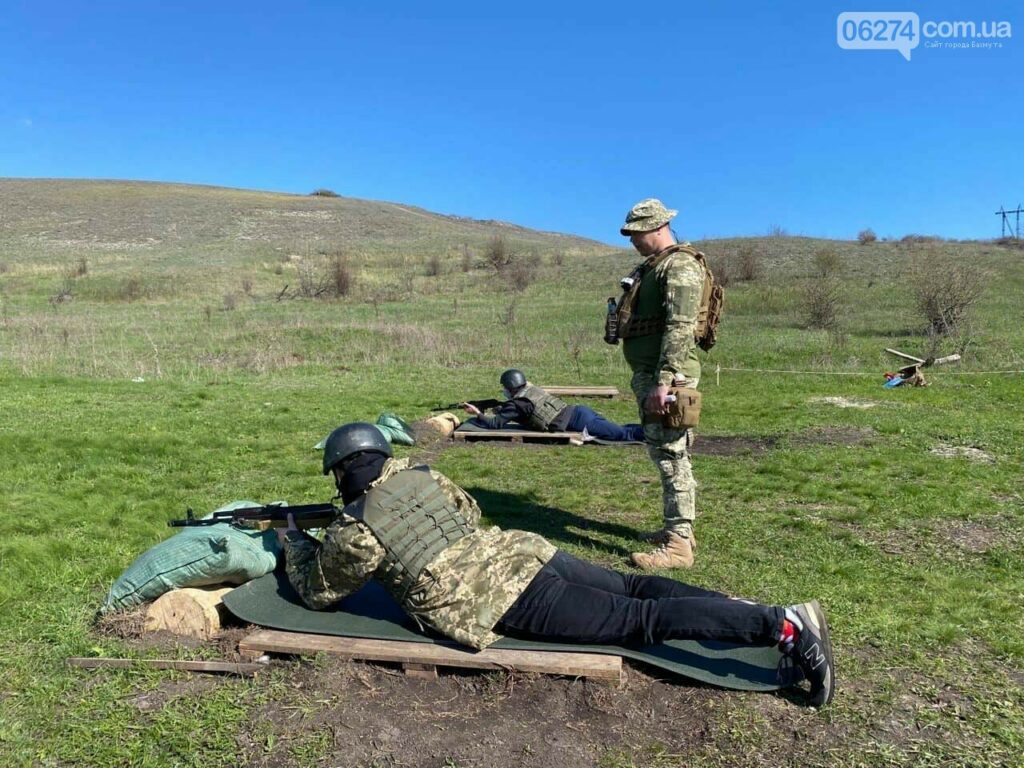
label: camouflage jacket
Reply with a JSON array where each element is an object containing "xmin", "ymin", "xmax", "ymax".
[
  {"xmin": 283, "ymin": 458, "xmax": 556, "ymax": 649},
  {"xmin": 623, "ymin": 244, "xmax": 703, "ymax": 396}
]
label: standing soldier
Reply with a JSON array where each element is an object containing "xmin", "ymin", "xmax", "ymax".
[{"xmin": 611, "ymin": 198, "xmax": 721, "ymax": 570}]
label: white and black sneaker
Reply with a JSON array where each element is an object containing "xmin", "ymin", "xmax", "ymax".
[{"xmin": 788, "ymin": 600, "xmax": 835, "ymax": 707}]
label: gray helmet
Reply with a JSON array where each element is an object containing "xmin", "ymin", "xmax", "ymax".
[
  {"xmin": 322, "ymin": 422, "xmax": 392, "ymax": 475},
  {"xmin": 500, "ymin": 369, "xmax": 527, "ymax": 392}
]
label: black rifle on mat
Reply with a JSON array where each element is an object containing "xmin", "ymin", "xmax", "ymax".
[
  {"xmin": 430, "ymin": 398, "xmax": 503, "ymax": 413},
  {"xmin": 168, "ymin": 502, "xmax": 341, "ymax": 531}
]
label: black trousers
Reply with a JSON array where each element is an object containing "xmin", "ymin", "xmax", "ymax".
[{"xmin": 495, "ymin": 551, "xmax": 784, "ymax": 647}]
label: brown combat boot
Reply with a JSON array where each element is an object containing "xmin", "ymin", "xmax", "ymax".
[
  {"xmin": 630, "ymin": 531, "xmax": 696, "ymax": 570},
  {"xmin": 638, "ymin": 528, "xmax": 671, "ymax": 544}
]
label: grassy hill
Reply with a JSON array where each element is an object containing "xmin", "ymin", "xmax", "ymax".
[{"xmin": 1, "ymin": 180, "xmax": 1023, "ymax": 767}]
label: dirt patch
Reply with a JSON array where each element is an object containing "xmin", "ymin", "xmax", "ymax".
[
  {"xmin": 237, "ymin": 659, "xmax": 769, "ymax": 768},
  {"xmin": 124, "ymin": 676, "xmax": 222, "ymax": 712},
  {"xmin": 930, "ymin": 443, "xmax": 996, "ymax": 463},
  {"xmin": 691, "ymin": 435, "xmax": 776, "ymax": 456},
  {"xmin": 810, "ymin": 396, "xmax": 879, "ymax": 409},
  {"xmin": 834, "ymin": 515, "xmax": 1020, "ymax": 559}
]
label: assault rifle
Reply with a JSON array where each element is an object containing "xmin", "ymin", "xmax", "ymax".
[
  {"xmin": 168, "ymin": 501, "xmax": 340, "ymax": 531},
  {"xmin": 431, "ymin": 398, "xmax": 503, "ymax": 413}
]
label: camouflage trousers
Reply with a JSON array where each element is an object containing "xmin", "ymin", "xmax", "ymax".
[{"xmin": 631, "ymin": 373, "xmax": 699, "ymax": 538}]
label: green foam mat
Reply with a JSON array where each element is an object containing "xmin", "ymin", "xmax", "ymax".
[{"xmin": 224, "ymin": 571, "xmax": 799, "ymax": 691}]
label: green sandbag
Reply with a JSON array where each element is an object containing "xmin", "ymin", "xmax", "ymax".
[
  {"xmin": 101, "ymin": 501, "xmax": 281, "ymax": 614},
  {"xmin": 375, "ymin": 412, "xmax": 415, "ymax": 446},
  {"xmin": 314, "ymin": 413, "xmax": 416, "ymax": 450},
  {"xmin": 223, "ymin": 571, "xmax": 800, "ymax": 692}
]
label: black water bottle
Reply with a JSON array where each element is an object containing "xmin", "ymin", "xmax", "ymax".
[{"xmin": 604, "ymin": 297, "xmax": 619, "ymax": 345}]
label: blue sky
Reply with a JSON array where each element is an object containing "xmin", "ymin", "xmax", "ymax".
[{"xmin": 1, "ymin": 1, "xmax": 1020, "ymax": 243}]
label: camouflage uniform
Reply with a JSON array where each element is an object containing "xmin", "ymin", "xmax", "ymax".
[
  {"xmin": 620, "ymin": 200, "xmax": 702, "ymax": 538},
  {"xmin": 283, "ymin": 458, "xmax": 556, "ymax": 649}
]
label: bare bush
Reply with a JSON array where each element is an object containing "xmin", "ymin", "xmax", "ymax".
[
  {"xmin": 485, "ymin": 235, "xmax": 513, "ymax": 271},
  {"xmin": 327, "ymin": 254, "xmax": 354, "ymax": 297},
  {"xmin": 460, "ymin": 245, "xmax": 473, "ymax": 273},
  {"xmin": 801, "ymin": 276, "xmax": 842, "ymax": 330},
  {"xmin": 309, "ymin": 188, "xmax": 340, "ymax": 197},
  {"xmin": 901, "ymin": 234, "xmax": 943, "ymax": 245},
  {"xmin": 769, "ymin": 225, "xmax": 788, "ymax": 238},
  {"xmin": 857, "ymin": 228, "xmax": 877, "ymax": 245},
  {"xmin": 70, "ymin": 257, "xmax": 89, "ymax": 277},
  {"xmin": 813, "ymin": 248, "xmax": 842, "ymax": 278},
  {"xmin": 737, "ymin": 246, "xmax": 762, "ymax": 282},
  {"xmin": 908, "ymin": 255, "xmax": 984, "ymax": 335},
  {"xmin": 0, "ymin": 262, "xmax": 9, "ymax": 274},
  {"xmin": 709, "ymin": 253, "xmax": 732, "ymax": 287},
  {"xmin": 552, "ymin": 251, "xmax": 565, "ymax": 267},
  {"xmin": 425, "ymin": 254, "xmax": 442, "ymax": 277},
  {"xmin": 222, "ymin": 292, "xmax": 238, "ymax": 311},
  {"xmin": 241, "ymin": 277, "xmax": 253, "ymax": 296},
  {"xmin": 119, "ymin": 277, "xmax": 144, "ymax": 302},
  {"xmin": 505, "ymin": 258, "xmax": 535, "ymax": 292}
]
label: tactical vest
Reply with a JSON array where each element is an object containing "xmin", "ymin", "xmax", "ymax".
[
  {"xmin": 518, "ymin": 384, "xmax": 569, "ymax": 430},
  {"xmin": 347, "ymin": 467, "xmax": 472, "ymax": 600},
  {"xmin": 616, "ymin": 243, "xmax": 723, "ymax": 351}
]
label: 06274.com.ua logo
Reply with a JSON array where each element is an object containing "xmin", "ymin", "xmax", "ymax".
[{"xmin": 837, "ymin": 11, "xmax": 1012, "ymax": 61}]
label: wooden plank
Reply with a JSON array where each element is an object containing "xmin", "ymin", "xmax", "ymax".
[
  {"xmin": 539, "ymin": 386, "xmax": 619, "ymax": 398},
  {"xmin": 452, "ymin": 430, "xmax": 584, "ymax": 444},
  {"xmin": 67, "ymin": 657, "xmax": 265, "ymax": 676},
  {"xmin": 885, "ymin": 348, "xmax": 926, "ymax": 364},
  {"xmin": 239, "ymin": 630, "xmax": 622, "ymax": 682}
]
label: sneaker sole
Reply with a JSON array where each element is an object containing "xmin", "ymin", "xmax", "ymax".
[{"xmin": 799, "ymin": 600, "xmax": 835, "ymax": 707}]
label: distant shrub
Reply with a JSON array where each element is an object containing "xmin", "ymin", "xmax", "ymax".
[
  {"xmin": 995, "ymin": 237, "xmax": 1024, "ymax": 250},
  {"xmin": 552, "ymin": 251, "xmax": 565, "ymax": 267},
  {"xmin": 908, "ymin": 255, "xmax": 984, "ymax": 335},
  {"xmin": 0, "ymin": 262, "xmax": 9, "ymax": 274},
  {"xmin": 70, "ymin": 256, "xmax": 89, "ymax": 277},
  {"xmin": 526, "ymin": 250, "xmax": 542, "ymax": 269},
  {"xmin": 505, "ymin": 258, "xmax": 535, "ymax": 292},
  {"xmin": 425, "ymin": 253, "xmax": 442, "ymax": 277},
  {"xmin": 485, "ymin": 235, "xmax": 513, "ymax": 271},
  {"xmin": 222, "ymin": 292, "xmax": 238, "ymax": 311},
  {"xmin": 857, "ymin": 228, "xmax": 877, "ymax": 245},
  {"xmin": 801, "ymin": 276, "xmax": 842, "ymax": 330},
  {"xmin": 737, "ymin": 246, "xmax": 762, "ymax": 282},
  {"xmin": 309, "ymin": 188, "xmax": 340, "ymax": 197},
  {"xmin": 813, "ymin": 248, "xmax": 842, "ymax": 278},
  {"xmin": 241, "ymin": 277, "xmax": 253, "ymax": 296},
  {"xmin": 326, "ymin": 254, "xmax": 354, "ymax": 297},
  {"xmin": 118, "ymin": 277, "xmax": 144, "ymax": 302},
  {"xmin": 460, "ymin": 245, "xmax": 473, "ymax": 273},
  {"xmin": 769, "ymin": 225, "xmax": 788, "ymax": 238},
  {"xmin": 704, "ymin": 252, "xmax": 730, "ymax": 287},
  {"xmin": 901, "ymin": 234, "xmax": 943, "ymax": 245}
]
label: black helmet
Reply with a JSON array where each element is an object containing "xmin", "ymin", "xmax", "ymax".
[
  {"xmin": 500, "ymin": 368, "xmax": 527, "ymax": 392},
  {"xmin": 322, "ymin": 422, "xmax": 392, "ymax": 475}
]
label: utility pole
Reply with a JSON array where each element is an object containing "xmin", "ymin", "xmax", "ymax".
[{"xmin": 995, "ymin": 205, "xmax": 1023, "ymax": 239}]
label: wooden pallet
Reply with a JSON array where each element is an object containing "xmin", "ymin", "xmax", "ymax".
[
  {"xmin": 452, "ymin": 429, "xmax": 584, "ymax": 444},
  {"xmin": 238, "ymin": 629, "xmax": 623, "ymax": 683},
  {"xmin": 537, "ymin": 386, "xmax": 620, "ymax": 398}
]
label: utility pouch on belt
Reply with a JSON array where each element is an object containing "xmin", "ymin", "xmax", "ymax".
[{"xmin": 664, "ymin": 387, "xmax": 701, "ymax": 429}]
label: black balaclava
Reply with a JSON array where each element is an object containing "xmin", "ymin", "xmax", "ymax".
[{"xmin": 337, "ymin": 452, "xmax": 388, "ymax": 505}]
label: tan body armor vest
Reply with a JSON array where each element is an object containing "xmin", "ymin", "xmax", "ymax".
[
  {"xmin": 517, "ymin": 384, "xmax": 569, "ymax": 430},
  {"xmin": 347, "ymin": 467, "xmax": 472, "ymax": 600},
  {"xmin": 616, "ymin": 243, "xmax": 723, "ymax": 351}
]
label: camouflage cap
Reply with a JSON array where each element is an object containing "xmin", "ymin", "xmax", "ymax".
[{"xmin": 620, "ymin": 198, "xmax": 677, "ymax": 236}]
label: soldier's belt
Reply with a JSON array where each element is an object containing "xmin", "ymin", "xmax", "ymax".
[{"xmin": 618, "ymin": 316, "xmax": 666, "ymax": 339}]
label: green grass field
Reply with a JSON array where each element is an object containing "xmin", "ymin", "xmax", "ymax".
[{"xmin": 1, "ymin": 181, "xmax": 1022, "ymax": 767}]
